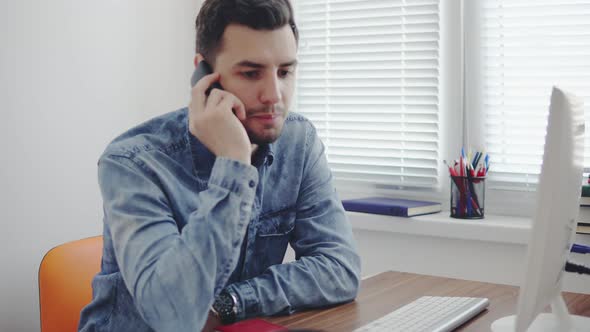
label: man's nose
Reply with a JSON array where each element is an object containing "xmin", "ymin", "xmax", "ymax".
[{"xmin": 259, "ymin": 74, "xmax": 281, "ymax": 105}]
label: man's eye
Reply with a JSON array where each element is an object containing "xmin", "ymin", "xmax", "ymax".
[
  {"xmin": 242, "ymin": 71, "xmax": 259, "ymax": 79},
  {"xmin": 278, "ymin": 69, "xmax": 292, "ymax": 78}
]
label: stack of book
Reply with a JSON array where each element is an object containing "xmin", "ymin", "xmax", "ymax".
[{"xmin": 578, "ymin": 185, "xmax": 590, "ymax": 234}]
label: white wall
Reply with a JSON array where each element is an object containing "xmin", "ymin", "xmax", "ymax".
[{"xmin": 0, "ymin": 1, "xmax": 200, "ymax": 331}]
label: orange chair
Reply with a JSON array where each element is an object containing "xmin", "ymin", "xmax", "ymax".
[{"xmin": 39, "ymin": 236, "xmax": 103, "ymax": 332}]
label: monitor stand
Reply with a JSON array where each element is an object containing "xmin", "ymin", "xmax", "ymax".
[{"xmin": 491, "ymin": 296, "xmax": 590, "ymax": 332}]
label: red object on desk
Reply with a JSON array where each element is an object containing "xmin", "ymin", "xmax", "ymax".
[{"xmin": 215, "ymin": 318, "xmax": 288, "ymax": 332}]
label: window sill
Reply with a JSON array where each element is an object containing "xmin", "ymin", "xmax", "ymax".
[
  {"xmin": 347, "ymin": 211, "xmax": 531, "ymax": 245},
  {"xmin": 347, "ymin": 210, "xmax": 590, "ymax": 294}
]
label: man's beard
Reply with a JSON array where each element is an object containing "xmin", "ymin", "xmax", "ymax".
[
  {"xmin": 246, "ymin": 128, "xmax": 281, "ymax": 144},
  {"xmin": 244, "ymin": 106, "xmax": 288, "ymax": 145}
]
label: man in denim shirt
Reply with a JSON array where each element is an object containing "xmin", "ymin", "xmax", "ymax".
[{"xmin": 79, "ymin": 0, "xmax": 361, "ymax": 331}]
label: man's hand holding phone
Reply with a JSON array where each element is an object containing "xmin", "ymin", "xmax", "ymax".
[{"xmin": 189, "ymin": 71, "xmax": 251, "ymax": 165}]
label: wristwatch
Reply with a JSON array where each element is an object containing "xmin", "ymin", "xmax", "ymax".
[{"xmin": 211, "ymin": 289, "xmax": 238, "ymax": 325}]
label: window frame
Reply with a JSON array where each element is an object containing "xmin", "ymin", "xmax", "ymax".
[{"xmin": 293, "ymin": 0, "xmax": 573, "ymax": 217}]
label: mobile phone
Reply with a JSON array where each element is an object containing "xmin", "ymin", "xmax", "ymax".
[{"xmin": 190, "ymin": 60, "xmax": 223, "ymax": 96}]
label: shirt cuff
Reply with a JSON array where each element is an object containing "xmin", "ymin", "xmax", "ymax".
[
  {"xmin": 225, "ymin": 281, "xmax": 258, "ymax": 321},
  {"xmin": 209, "ymin": 157, "xmax": 259, "ymax": 202}
]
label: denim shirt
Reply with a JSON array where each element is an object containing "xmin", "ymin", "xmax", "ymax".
[{"xmin": 78, "ymin": 108, "xmax": 361, "ymax": 332}]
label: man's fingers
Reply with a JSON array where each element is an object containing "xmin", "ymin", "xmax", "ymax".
[
  {"xmin": 218, "ymin": 94, "xmax": 246, "ymax": 120},
  {"xmin": 205, "ymin": 88, "xmax": 224, "ymax": 110},
  {"xmin": 191, "ymin": 75, "xmax": 246, "ymax": 121},
  {"xmin": 231, "ymin": 97, "xmax": 246, "ymax": 120}
]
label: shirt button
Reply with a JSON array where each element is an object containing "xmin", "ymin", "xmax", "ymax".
[{"xmin": 248, "ymin": 180, "xmax": 255, "ymax": 188}]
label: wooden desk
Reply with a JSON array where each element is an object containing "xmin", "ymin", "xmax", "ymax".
[{"xmin": 266, "ymin": 271, "xmax": 590, "ymax": 331}]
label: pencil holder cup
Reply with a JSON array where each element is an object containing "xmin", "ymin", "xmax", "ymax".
[{"xmin": 450, "ymin": 176, "xmax": 485, "ymax": 219}]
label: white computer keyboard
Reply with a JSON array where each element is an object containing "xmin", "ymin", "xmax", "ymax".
[{"xmin": 353, "ymin": 296, "xmax": 490, "ymax": 332}]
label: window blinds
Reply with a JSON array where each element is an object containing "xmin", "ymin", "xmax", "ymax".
[
  {"xmin": 477, "ymin": 0, "xmax": 590, "ymax": 190},
  {"xmin": 293, "ymin": 0, "xmax": 441, "ymax": 189}
]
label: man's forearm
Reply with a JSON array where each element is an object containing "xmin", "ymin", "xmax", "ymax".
[
  {"xmin": 101, "ymin": 155, "xmax": 258, "ymax": 331},
  {"xmin": 226, "ymin": 239, "xmax": 361, "ymax": 319}
]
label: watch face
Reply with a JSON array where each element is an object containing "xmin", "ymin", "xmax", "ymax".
[
  {"xmin": 216, "ymin": 293, "xmax": 233, "ymax": 309},
  {"xmin": 213, "ymin": 291, "xmax": 236, "ymax": 324}
]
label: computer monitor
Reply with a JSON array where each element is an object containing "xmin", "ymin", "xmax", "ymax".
[{"xmin": 491, "ymin": 86, "xmax": 590, "ymax": 331}]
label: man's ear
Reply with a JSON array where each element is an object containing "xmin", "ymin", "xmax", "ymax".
[{"xmin": 194, "ymin": 54, "xmax": 205, "ymax": 67}]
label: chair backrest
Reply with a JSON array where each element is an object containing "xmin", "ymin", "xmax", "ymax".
[{"xmin": 39, "ymin": 236, "xmax": 103, "ymax": 332}]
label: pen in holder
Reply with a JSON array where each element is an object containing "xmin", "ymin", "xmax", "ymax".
[{"xmin": 450, "ymin": 176, "xmax": 485, "ymax": 219}]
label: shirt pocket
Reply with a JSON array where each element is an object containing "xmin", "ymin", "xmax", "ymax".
[{"xmin": 254, "ymin": 207, "xmax": 296, "ymax": 270}]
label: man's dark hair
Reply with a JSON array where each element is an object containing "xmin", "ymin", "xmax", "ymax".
[{"xmin": 195, "ymin": 0, "xmax": 298, "ymax": 63}]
